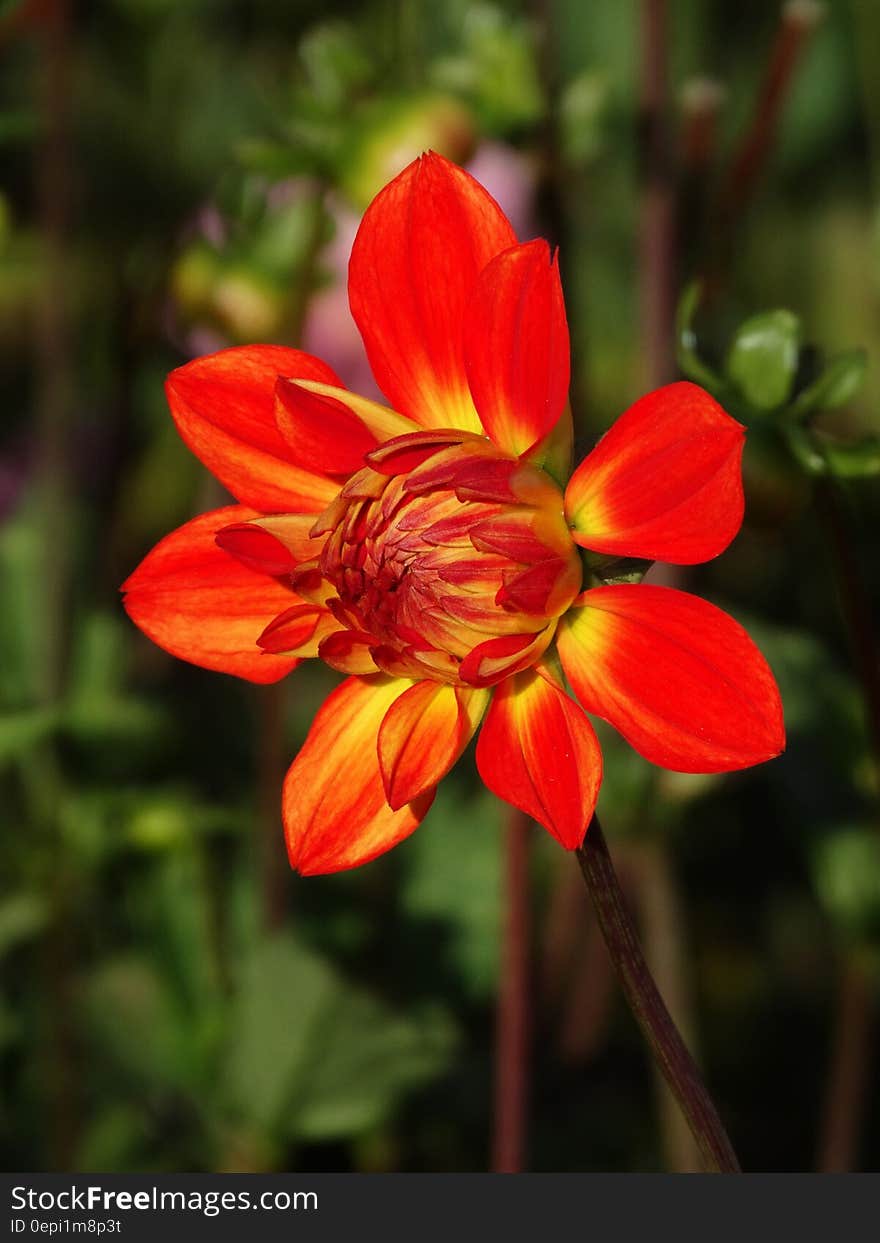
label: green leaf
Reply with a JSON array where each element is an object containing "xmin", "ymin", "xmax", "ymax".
[
  {"xmin": 783, "ymin": 423, "xmax": 828, "ymax": 476},
  {"xmin": 789, "ymin": 348, "xmax": 868, "ymax": 418},
  {"xmin": 82, "ymin": 957, "xmax": 192, "ymax": 1090},
  {"xmin": 401, "ymin": 783, "xmax": 502, "ymax": 1000},
  {"xmin": 289, "ymin": 998, "xmax": 455, "ymax": 1141},
  {"xmin": 224, "ymin": 934, "xmax": 339, "ymax": 1130},
  {"xmin": 819, "ymin": 435, "xmax": 880, "ymax": 480},
  {"xmin": 725, "ymin": 309, "xmax": 801, "ymax": 411},
  {"xmin": 225, "ymin": 932, "xmax": 456, "ymax": 1139}
]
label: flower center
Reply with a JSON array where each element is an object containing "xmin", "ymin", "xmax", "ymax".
[{"xmin": 311, "ymin": 432, "xmax": 582, "ymax": 686}]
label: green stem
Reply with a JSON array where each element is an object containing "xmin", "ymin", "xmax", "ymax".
[{"xmin": 576, "ymin": 814, "xmax": 741, "ymax": 1173}]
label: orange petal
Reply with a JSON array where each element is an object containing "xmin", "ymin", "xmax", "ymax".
[
  {"xmin": 464, "ymin": 240, "xmax": 570, "ymax": 455},
  {"xmin": 349, "ymin": 152, "xmax": 517, "ymax": 432},
  {"xmin": 476, "ymin": 666, "xmax": 602, "ymax": 849},
  {"xmin": 556, "ymin": 584, "xmax": 785, "ymax": 772},
  {"xmin": 283, "ymin": 676, "xmax": 434, "ymax": 875},
  {"xmin": 565, "ymin": 382, "xmax": 745, "ymax": 565},
  {"xmin": 378, "ymin": 682, "xmax": 489, "ymax": 809},
  {"xmin": 121, "ymin": 506, "xmax": 298, "ymax": 683},
  {"xmin": 318, "ymin": 630, "xmax": 380, "ymax": 675},
  {"xmin": 166, "ymin": 346, "xmax": 341, "ymax": 513}
]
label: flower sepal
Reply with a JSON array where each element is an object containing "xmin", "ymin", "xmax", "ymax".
[{"xmin": 580, "ymin": 549, "xmax": 653, "ymax": 588}]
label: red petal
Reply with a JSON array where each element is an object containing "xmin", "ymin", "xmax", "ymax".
[
  {"xmin": 122, "ymin": 506, "xmax": 298, "ymax": 683},
  {"xmin": 366, "ymin": 429, "xmax": 471, "ymax": 476},
  {"xmin": 349, "ymin": 152, "xmax": 517, "ymax": 432},
  {"xmin": 166, "ymin": 346, "xmax": 342, "ymax": 513},
  {"xmin": 274, "ymin": 380, "xmax": 377, "ymax": 474},
  {"xmin": 378, "ymin": 682, "xmax": 488, "ymax": 809},
  {"xmin": 464, "ymin": 240, "xmax": 570, "ymax": 455},
  {"xmin": 274, "ymin": 379, "xmax": 417, "ymax": 476},
  {"xmin": 215, "ymin": 523, "xmax": 296, "ymax": 575},
  {"xmin": 476, "ymin": 667, "xmax": 602, "ymax": 849},
  {"xmin": 557, "ymin": 585, "xmax": 785, "ymax": 772},
  {"xmin": 283, "ymin": 676, "xmax": 434, "ymax": 875},
  {"xmin": 258, "ymin": 604, "xmax": 327, "ymax": 654},
  {"xmin": 497, "ymin": 558, "xmax": 581, "ymax": 616},
  {"xmin": 565, "ymin": 382, "xmax": 745, "ymax": 564}
]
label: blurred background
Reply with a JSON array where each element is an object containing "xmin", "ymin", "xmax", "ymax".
[{"xmin": 2, "ymin": 0, "xmax": 880, "ymax": 1173}]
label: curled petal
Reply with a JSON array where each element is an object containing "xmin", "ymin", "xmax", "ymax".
[
  {"xmin": 497, "ymin": 557, "xmax": 582, "ymax": 617},
  {"xmin": 556, "ymin": 585, "xmax": 785, "ymax": 773},
  {"xmin": 366, "ymin": 430, "xmax": 476, "ymax": 477},
  {"xmin": 564, "ymin": 382, "xmax": 745, "ymax": 564},
  {"xmin": 349, "ymin": 152, "xmax": 516, "ymax": 432},
  {"xmin": 249, "ymin": 514, "xmax": 328, "ymax": 565},
  {"xmin": 459, "ymin": 626, "xmax": 555, "ymax": 688},
  {"xmin": 166, "ymin": 346, "xmax": 342, "ymax": 513},
  {"xmin": 371, "ymin": 644, "xmax": 460, "ymax": 683},
  {"xmin": 122, "ymin": 506, "xmax": 298, "ymax": 683},
  {"xmin": 470, "ymin": 509, "xmax": 574, "ymax": 564},
  {"xmin": 257, "ymin": 605, "xmax": 339, "ymax": 657},
  {"xmin": 476, "ymin": 666, "xmax": 602, "ymax": 849},
  {"xmin": 378, "ymin": 682, "xmax": 489, "ymax": 809},
  {"xmin": 464, "ymin": 240, "xmax": 570, "ymax": 456},
  {"xmin": 283, "ymin": 676, "xmax": 434, "ymax": 875},
  {"xmin": 318, "ymin": 630, "xmax": 380, "ymax": 675},
  {"xmin": 215, "ymin": 523, "xmax": 296, "ymax": 576},
  {"xmin": 274, "ymin": 379, "xmax": 417, "ymax": 476}
]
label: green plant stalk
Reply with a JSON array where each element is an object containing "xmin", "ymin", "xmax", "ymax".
[{"xmin": 576, "ymin": 814, "xmax": 741, "ymax": 1173}]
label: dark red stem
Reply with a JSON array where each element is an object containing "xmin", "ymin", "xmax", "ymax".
[
  {"xmin": 576, "ymin": 815, "xmax": 741, "ymax": 1173},
  {"xmin": 816, "ymin": 955, "xmax": 874, "ymax": 1171},
  {"xmin": 712, "ymin": 1, "xmax": 823, "ymax": 272},
  {"xmin": 639, "ymin": 0, "xmax": 676, "ymax": 387}
]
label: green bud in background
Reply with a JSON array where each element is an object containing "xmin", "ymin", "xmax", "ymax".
[
  {"xmin": 813, "ymin": 828, "xmax": 880, "ymax": 950},
  {"xmin": 170, "ymin": 243, "xmax": 222, "ymax": 319},
  {"xmin": 724, "ymin": 309, "xmax": 802, "ymax": 413},
  {"xmin": 339, "ymin": 94, "xmax": 476, "ymax": 210}
]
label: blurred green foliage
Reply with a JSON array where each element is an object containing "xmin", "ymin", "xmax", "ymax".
[{"xmin": 2, "ymin": 0, "xmax": 880, "ymax": 1174}]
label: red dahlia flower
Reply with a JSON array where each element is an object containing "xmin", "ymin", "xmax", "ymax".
[{"xmin": 123, "ymin": 153, "xmax": 784, "ymax": 875}]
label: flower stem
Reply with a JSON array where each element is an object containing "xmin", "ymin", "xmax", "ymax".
[
  {"xmin": 816, "ymin": 953, "xmax": 874, "ymax": 1171},
  {"xmin": 491, "ymin": 808, "xmax": 531, "ymax": 1173},
  {"xmin": 638, "ymin": 0, "xmax": 676, "ymax": 387},
  {"xmin": 709, "ymin": 1, "xmax": 823, "ymax": 280},
  {"xmin": 576, "ymin": 814, "xmax": 741, "ymax": 1173},
  {"xmin": 624, "ymin": 839, "xmax": 704, "ymax": 1172}
]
